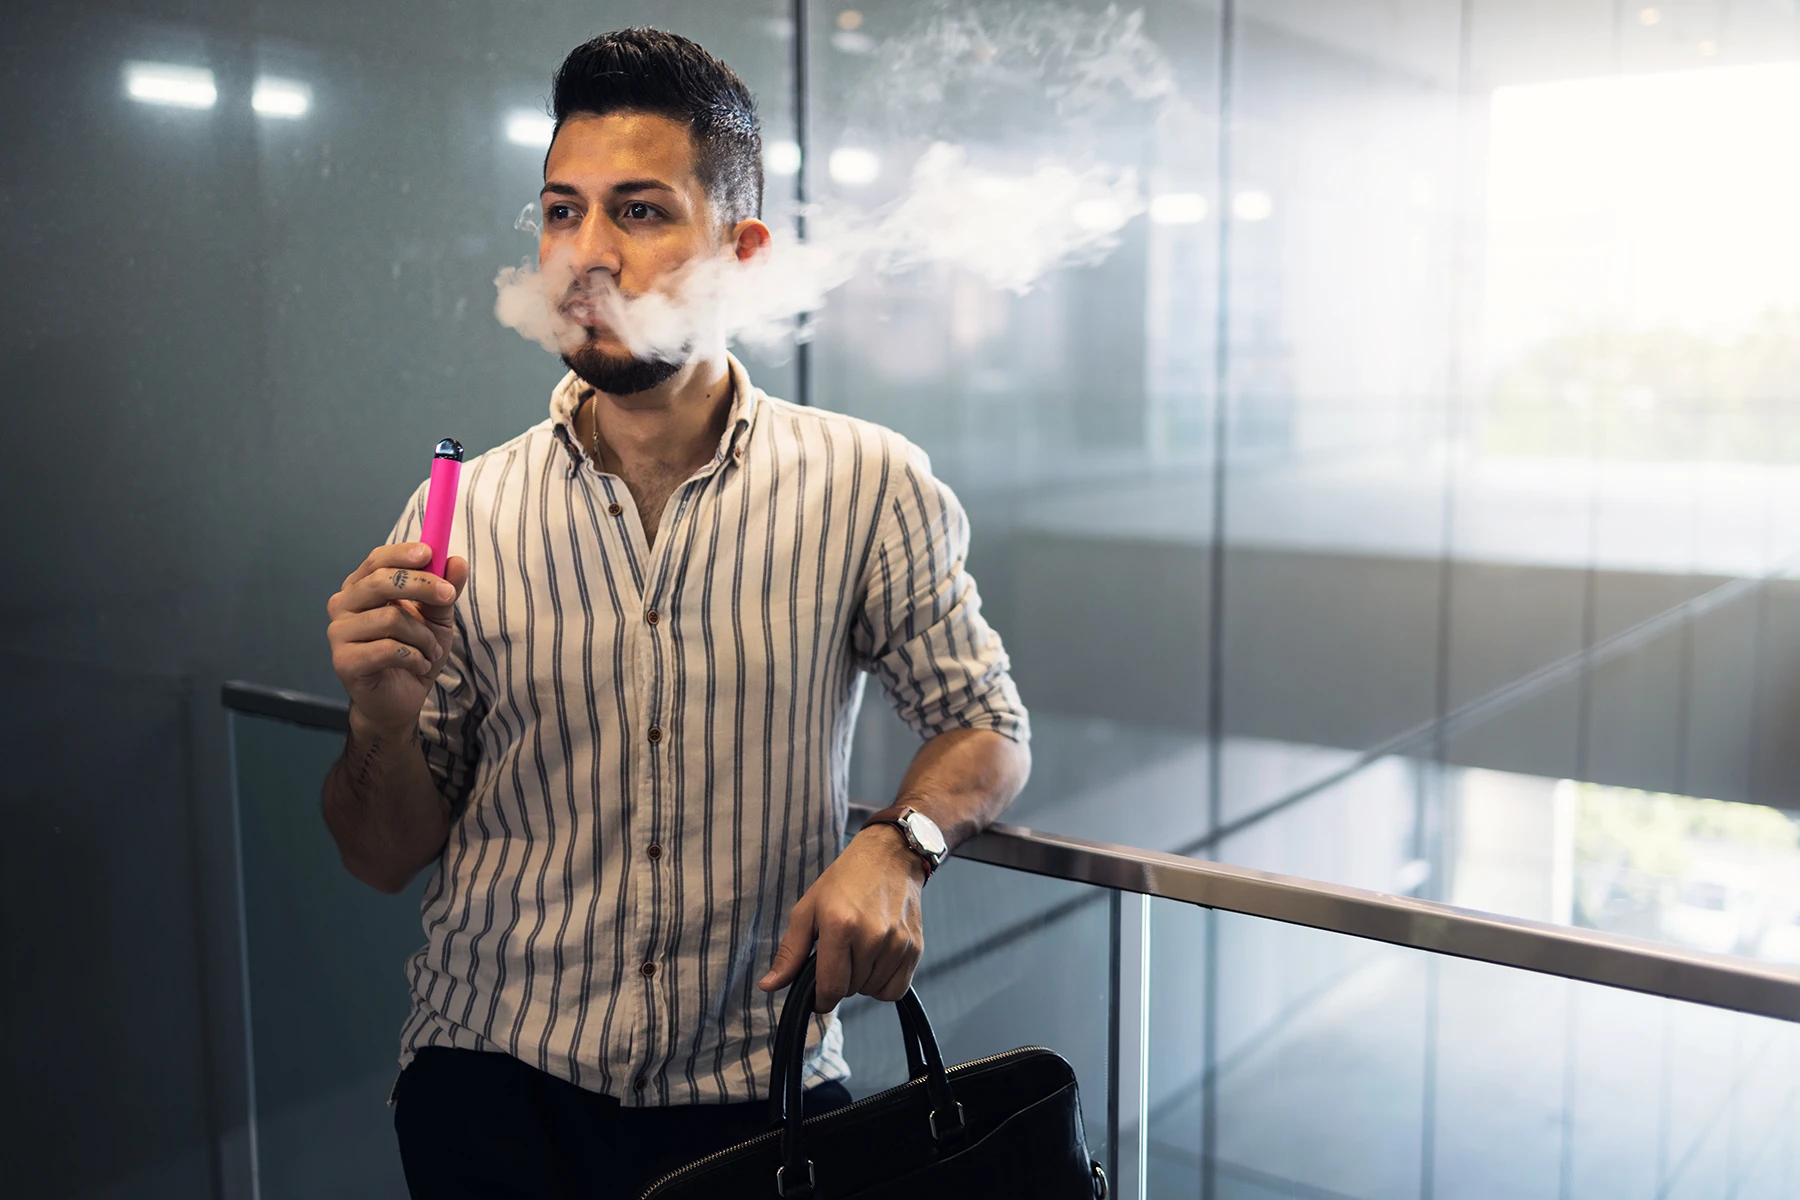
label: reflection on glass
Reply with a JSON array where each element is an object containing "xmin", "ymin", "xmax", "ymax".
[
  {"xmin": 1148, "ymin": 191, "xmax": 1207, "ymax": 225},
  {"xmin": 251, "ymin": 77, "xmax": 312, "ymax": 119},
  {"xmin": 764, "ymin": 138, "xmax": 802, "ymax": 176},
  {"xmin": 1228, "ymin": 188, "xmax": 1273, "ymax": 221},
  {"xmin": 124, "ymin": 61, "xmax": 216, "ymax": 109},
  {"xmin": 504, "ymin": 108, "xmax": 554, "ymax": 149},
  {"xmin": 1565, "ymin": 780, "xmax": 1800, "ymax": 962},
  {"xmin": 826, "ymin": 145, "xmax": 881, "ymax": 185}
]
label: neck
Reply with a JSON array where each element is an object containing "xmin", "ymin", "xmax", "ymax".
[{"xmin": 583, "ymin": 351, "xmax": 733, "ymax": 472}]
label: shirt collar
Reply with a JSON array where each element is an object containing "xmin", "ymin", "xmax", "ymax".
[{"xmin": 549, "ymin": 354, "xmax": 762, "ymax": 470}]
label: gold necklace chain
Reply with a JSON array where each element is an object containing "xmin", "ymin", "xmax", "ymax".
[{"xmin": 580, "ymin": 375, "xmax": 737, "ymax": 468}]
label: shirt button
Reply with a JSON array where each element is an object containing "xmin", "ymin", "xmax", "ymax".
[
  {"xmin": 647, "ymin": 726, "xmax": 663, "ymax": 744},
  {"xmin": 647, "ymin": 844, "xmax": 663, "ymax": 861},
  {"xmin": 646, "ymin": 610, "xmax": 660, "ymax": 626},
  {"xmin": 607, "ymin": 502, "xmax": 623, "ymax": 516},
  {"xmin": 633, "ymin": 1076, "xmax": 648, "ymax": 1092},
  {"xmin": 641, "ymin": 961, "xmax": 657, "ymax": 978}
]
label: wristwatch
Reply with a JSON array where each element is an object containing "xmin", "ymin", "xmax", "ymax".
[{"xmin": 861, "ymin": 805, "xmax": 949, "ymax": 882}]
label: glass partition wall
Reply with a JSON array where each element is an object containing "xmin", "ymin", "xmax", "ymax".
[{"xmin": 828, "ymin": 0, "xmax": 1800, "ymax": 866}]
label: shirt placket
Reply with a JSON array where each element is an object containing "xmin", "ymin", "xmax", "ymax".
[
  {"xmin": 624, "ymin": 452, "xmax": 735, "ymax": 1100},
  {"xmin": 628, "ymin": 528, "xmax": 664, "ymax": 1099},
  {"xmin": 576, "ymin": 464, "xmax": 653, "ymax": 1096}
]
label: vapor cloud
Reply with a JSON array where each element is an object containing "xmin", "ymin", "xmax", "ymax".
[{"xmin": 495, "ymin": 3, "xmax": 1174, "ymax": 364}]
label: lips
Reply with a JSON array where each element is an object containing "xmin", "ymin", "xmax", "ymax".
[{"xmin": 561, "ymin": 298, "xmax": 607, "ymax": 329}]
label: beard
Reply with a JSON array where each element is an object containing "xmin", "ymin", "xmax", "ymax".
[{"xmin": 561, "ymin": 338, "xmax": 684, "ymax": 396}]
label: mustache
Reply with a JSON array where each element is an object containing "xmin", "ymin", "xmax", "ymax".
[{"xmin": 557, "ymin": 283, "xmax": 611, "ymax": 317}]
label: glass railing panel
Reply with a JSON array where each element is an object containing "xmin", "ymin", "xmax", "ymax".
[
  {"xmin": 230, "ymin": 710, "xmax": 422, "ymax": 1199},
  {"xmin": 835, "ymin": 854, "xmax": 1116, "ymax": 1174},
  {"xmin": 1562, "ymin": 977, "xmax": 1667, "ymax": 1197},
  {"xmin": 1140, "ymin": 893, "xmax": 1800, "ymax": 1200},
  {"xmin": 1208, "ymin": 909, "xmax": 1427, "ymax": 1199},
  {"xmin": 1432, "ymin": 949, "xmax": 1800, "ymax": 1199},
  {"xmin": 1429, "ymin": 952, "xmax": 1574, "ymax": 1196},
  {"xmin": 1143, "ymin": 896, "xmax": 1208, "ymax": 1196}
]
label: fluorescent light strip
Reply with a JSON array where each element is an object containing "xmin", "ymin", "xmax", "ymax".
[
  {"xmin": 765, "ymin": 140, "xmax": 802, "ymax": 177},
  {"xmin": 1232, "ymin": 190, "xmax": 1274, "ymax": 222},
  {"xmin": 1149, "ymin": 192, "xmax": 1208, "ymax": 225},
  {"xmin": 125, "ymin": 62, "xmax": 217, "ymax": 110},
  {"xmin": 827, "ymin": 147, "xmax": 880, "ymax": 186},
  {"xmin": 252, "ymin": 78, "xmax": 311, "ymax": 118},
  {"xmin": 506, "ymin": 110, "xmax": 555, "ymax": 149},
  {"xmin": 1072, "ymin": 198, "xmax": 1128, "ymax": 232}
]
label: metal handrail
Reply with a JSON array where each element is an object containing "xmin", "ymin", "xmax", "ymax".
[{"xmin": 222, "ymin": 679, "xmax": 1800, "ymax": 1024}]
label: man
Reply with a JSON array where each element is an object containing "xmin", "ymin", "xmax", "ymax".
[{"xmin": 321, "ymin": 28, "xmax": 1030, "ymax": 1198}]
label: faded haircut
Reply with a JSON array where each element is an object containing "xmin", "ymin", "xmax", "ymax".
[{"xmin": 549, "ymin": 28, "xmax": 764, "ymax": 226}]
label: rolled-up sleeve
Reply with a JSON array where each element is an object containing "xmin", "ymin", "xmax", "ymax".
[
  {"xmin": 387, "ymin": 483, "xmax": 484, "ymax": 814},
  {"xmin": 851, "ymin": 443, "xmax": 1030, "ymax": 744}
]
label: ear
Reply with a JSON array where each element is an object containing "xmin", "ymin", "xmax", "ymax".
[{"xmin": 729, "ymin": 218, "xmax": 773, "ymax": 262}]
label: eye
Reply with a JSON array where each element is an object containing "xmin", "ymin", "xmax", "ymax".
[
  {"xmin": 545, "ymin": 203, "xmax": 577, "ymax": 223},
  {"xmin": 623, "ymin": 201, "xmax": 660, "ymax": 221}
]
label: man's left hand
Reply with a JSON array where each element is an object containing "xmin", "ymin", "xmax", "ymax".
[{"xmin": 758, "ymin": 826, "xmax": 927, "ymax": 1012}]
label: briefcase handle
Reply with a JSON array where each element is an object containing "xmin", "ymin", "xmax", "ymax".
[
  {"xmin": 767, "ymin": 957, "xmax": 932, "ymax": 1092},
  {"xmin": 766, "ymin": 954, "xmax": 967, "ymax": 1197}
]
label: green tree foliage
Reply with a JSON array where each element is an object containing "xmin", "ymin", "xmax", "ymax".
[{"xmin": 1484, "ymin": 309, "xmax": 1800, "ymax": 460}]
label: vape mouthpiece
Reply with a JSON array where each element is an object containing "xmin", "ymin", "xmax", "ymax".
[{"xmin": 434, "ymin": 438, "xmax": 465, "ymax": 461}]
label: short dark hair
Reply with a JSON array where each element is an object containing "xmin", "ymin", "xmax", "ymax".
[{"xmin": 550, "ymin": 28, "xmax": 764, "ymax": 226}]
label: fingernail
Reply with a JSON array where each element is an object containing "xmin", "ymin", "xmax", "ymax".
[
  {"xmin": 436, "ymin": 584, "xmax": 454, "ymax": 601},
  {"xmin": 413, "ymin": 544, "xmax": 430, "ymax": 560}
]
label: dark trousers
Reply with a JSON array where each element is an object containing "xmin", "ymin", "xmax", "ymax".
[{"xmin": 393, "ymin": 1046, "xmax": 853, "ymax": 1199}]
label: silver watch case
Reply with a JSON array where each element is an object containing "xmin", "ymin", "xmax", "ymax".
[{"xmin": 896, "ymin": 807, "xmax": 949, "ymax": 866}]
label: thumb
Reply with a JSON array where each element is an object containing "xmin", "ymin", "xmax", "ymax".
[
  {"xmin": 422, "ymin": 556, "xmax": 469, "ymax": 624},
  {"xmin": 759, "ymin": 896, "xmax": 816, "ymax": 992}
]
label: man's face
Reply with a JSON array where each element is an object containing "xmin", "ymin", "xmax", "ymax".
[{"xmin": 540, "ymin": 111, "xmax": 719, "ymax": 394}]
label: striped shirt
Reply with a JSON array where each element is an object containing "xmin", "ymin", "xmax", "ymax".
[{"xmin": 383, "ymin": 355, "xmax": 1028, "ymax": 1106}]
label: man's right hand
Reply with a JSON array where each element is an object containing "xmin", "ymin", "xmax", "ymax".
[{"xmin": 326, "ymin": 543, "xmax": 469, "ymax": 734}]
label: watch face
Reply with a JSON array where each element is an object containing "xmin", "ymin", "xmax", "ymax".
[{"xmin": 904, "ymin": 811, "xmax": 948, "ymax": 858}]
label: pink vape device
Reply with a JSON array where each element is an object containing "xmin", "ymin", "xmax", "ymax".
[{"xmin": 421, "ymin": 438, "xmax": 463, "ymax": 580}]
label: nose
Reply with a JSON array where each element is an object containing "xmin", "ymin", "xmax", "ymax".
[{"xmin": 559, "ymin": 208, "xmax": 622, "ymax": 283}]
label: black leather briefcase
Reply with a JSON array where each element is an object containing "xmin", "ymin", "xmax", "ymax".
[{"xmin": 636, "ymin": 955, "xmax": 1108, "ymax": 1199}]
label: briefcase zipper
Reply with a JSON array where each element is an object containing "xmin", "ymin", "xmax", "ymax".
[{"xmin": 636, "ymin": 1046, "xmax": 1056, "ymax": 1198}]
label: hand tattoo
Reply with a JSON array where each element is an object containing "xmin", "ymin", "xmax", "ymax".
[{"xmin": 391, "ymin": 569, "xmax": 411, "ymax": 591}]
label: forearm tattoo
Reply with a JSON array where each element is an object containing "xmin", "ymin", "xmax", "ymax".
[
  {"xmin": 352, "ymin": 735, "xmax": 383, "ymax": 787},
  {"xmin": 340, "ymin": 707, "xmax": 423, "ymax": 793}
]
